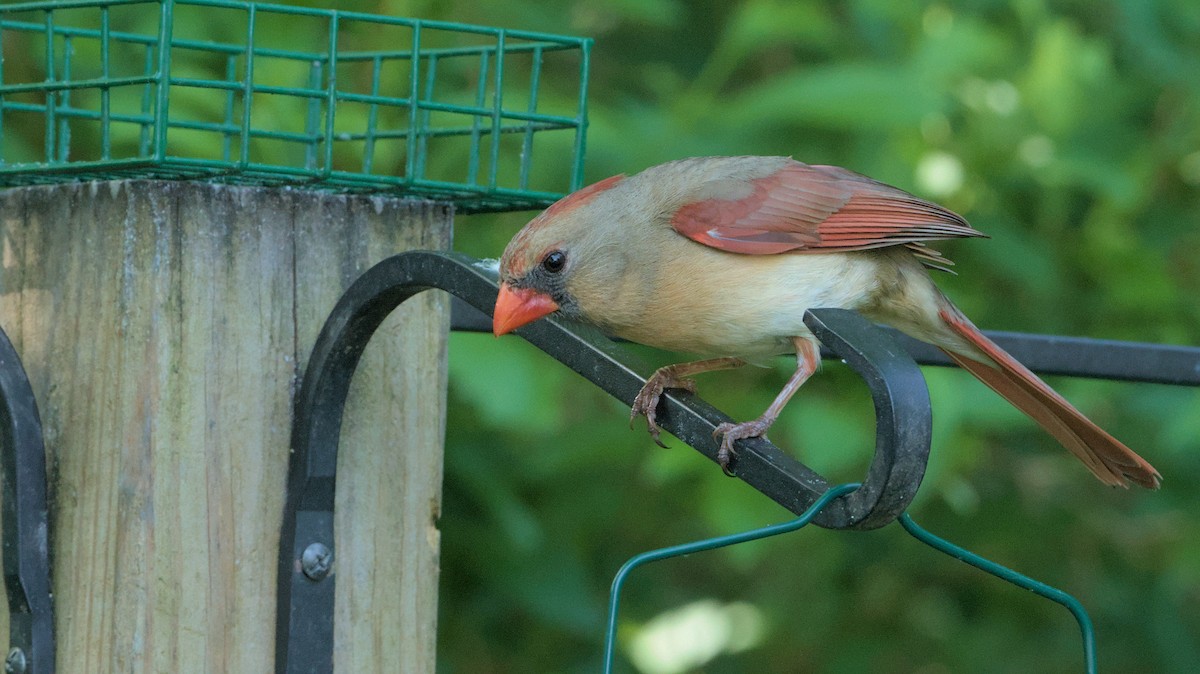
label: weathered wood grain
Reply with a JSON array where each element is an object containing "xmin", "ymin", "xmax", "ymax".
[{"xmin": 0, "ymin": 181, "xmax": 450, "ymax": 673}]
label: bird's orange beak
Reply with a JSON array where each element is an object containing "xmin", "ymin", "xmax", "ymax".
[{"xmin": 492, "ymin": 283, "xmax": 559, "ymax": 337}]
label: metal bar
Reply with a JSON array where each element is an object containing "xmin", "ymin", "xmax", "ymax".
[
  {"xmin": 221, "ymin": 55, "xmax": 237, "ymax": 162},
  {"xmin": 57, "ymin": 35, "xmax": 72, "ymax": 163},
  {"xmin": 152, "ymin": 0, "xmax": 176, "ymax": 162},
  {"xmin": 571, "ymin": 39, "xmax": 591, "ymax": 191},
  {"xmin": 0, "ymin": 17, "xmax": 578, "ymax": 59},
  {"xmin": 0, "ymin": 327, "xmax": 56, "ymax": 674},
  {"xmin": 151, "ymin": 80, "xmax": 566, "ymax": 109},
  {"xmin": 321, "ymin": 12, "xmax": 338, "ymax": 179},
  {"xmin": 336, "ymin": 41, "xmax": 583, "ymax": 60},
  {"xmin": 488, "ymin": 32, "xmax": 505, "ymax": 190},
  {"xmin": 42, "ymin": 9, "xmax": 56, "ymax": 164},
  {"xmin": 0, "ymin": 19, "xmax": 321, "ymax": 61},
  {"xmin": 238, "ymin": 3, "xmax": 255, "ymax": 169},
  {"xmin": 403, "ymin": 22, "xmax": 420, "ymax": 183},
  {"xmin": 190, "ymin": 0, "xmax": 590, "ymax": 45},
  {"xmin": 887, "ymin": 329, "xmax": 1200, "ymax": 387},
  {"xmin": 0, "ymin": 101, "xmax": 155, "ymax": 124},
  {"xmin": 0, "ymin": 22, "xmax": 5, "ymax": 161},
  {"xmin": 604, "ymin": 483, "xmax": 862, "ymax": 674},
  {"xmin": 361, "ymin": 55, "xmax": 382, "ymax": 173},
  {"xmin": 900, "ymin": 514, "xmax": 1096, "ymax": 673},
  {"xmin": 303, "ymin": 61, "xmax": 322, "ymax": 172},
  {"xmin": 449, "ymin": 301, "xmax": 1200, "ymax": 387},
  {"xmin": 138, "ymin": 35, "xmax": 154, "ymax": 155},
  {"xmin": 803, "ymin": 310, "xmax": 931, "ymax": 528},
  {"xmin": 415, "ymin": 53, "xmax": 436, "ymax": 181},
  {"xmin": 467, "ymin": 50, "xmax": 489, "ymax": 185},
  {"xmin": 0, "ymin": 0, "xmax": 589, "ymax": 47},
  {"xmin": 519, "ymin": 46, "xmax": 542, "ymax": 191},
  {"xmin": 0, "ymin": 0, "xmax": 148, "ymax": 12},
  {"xmin": 100, "ymin": 7, "xmax": 111, "ymax": 160},
  {"xmin": 0, "ymin": 75, "xmax": 160, "ymax": 95}
]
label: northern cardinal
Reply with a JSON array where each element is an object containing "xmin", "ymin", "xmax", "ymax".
[{"xmin": 492, "ymin": 156, "xmax": 1160, "ymax": 488}]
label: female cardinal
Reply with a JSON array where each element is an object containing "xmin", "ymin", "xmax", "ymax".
[{"xmin": 492, "ymin": 156, "xmax": 1160, "ymax": 488}]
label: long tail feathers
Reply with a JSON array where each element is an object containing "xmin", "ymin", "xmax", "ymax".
[{"xmin": 937, "ymin": 301, "xmax": 1161, "ymax": 489}]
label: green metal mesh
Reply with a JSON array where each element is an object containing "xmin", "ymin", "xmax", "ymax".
[{"xmin": 0, "ymin": 0, "xmax": 590, "ymax": 213}]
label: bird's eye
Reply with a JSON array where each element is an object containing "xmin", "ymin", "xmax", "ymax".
[{"xmin": 541, "ymin": 250, "xmax": 566, "ymax": 274}]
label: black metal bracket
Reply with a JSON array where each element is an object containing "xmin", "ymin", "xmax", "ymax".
[
  {"xmin": 0, "ymin": 327, "xmax": 55, "ymax": 674},
  {"xmin": 275, "ymin": 250, "xmax": 933, "ymax": 672}
]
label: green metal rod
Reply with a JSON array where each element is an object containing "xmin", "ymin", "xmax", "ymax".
[
  {"xmin": 0, "ymin": 0, "xmax": 148, "ymax": 12},
  {"xmin": 602, "ymin": 483, "xmax": 862, "ymax": 674},
  {"xmin": 338, "ymin": 42, "xmax": 582, "ymax": 60},
  {"xmin": 467, "ymin": 50, "xmax": 489, "ymax": 185},
  {"xmin": 0, "ymin": 19, "xmax": 580, "ymax": 61},
  {"xmin": 42, "ymin": 9, "xmax": 56, "ymax": 164},
  {"xmin": 238, "ymin": 3, "xmax": 255, "ymax": 170},
  {"xmin": 519, "ymin": 45, "xmax": 543, "ymax": 191},
  {"xmin": 152, "ymin": 0, "xmax": 174, "ymax": 162},
  {"xmin": 100, "ymin": 6, "xmax": 111, "ymax": 159},
  {"xmin": 571, "ymin": 38, "xmax": 591, "ymax": 191},
  {"xmin": 0, "ymin": 18, "xmax": 5, "ymax": 159},
  {"xmin": 321, "ymin": 12, "xmax": 338, "ymax": 178},
  {"xmin": 361, "ymin": 54, "xmax": 382, "ymax": 174},
  {"xmin": 403, "ymin": 21, "xmax": 421, "ymax": 184},
  {"xmin": 220, "ymin": 53, "xmax": 236, "ymax": 162},
  {"xmin": 0, "ymin": 0, "xmax": 589, "ymax": 48},
  {"xmin": 898, "ymin": 514, "xmax": 1097, "ymax": 674},
  {"xmin": 489, "ymin": 32, "xmax": 506, "ymax": 190},
  {"xmin": 0, "ymin": 75, "xmax": 158, "ymax": 95},
  {"xmin": 58, "ymin": 34, "xmax": 73, "ymax": 163}
]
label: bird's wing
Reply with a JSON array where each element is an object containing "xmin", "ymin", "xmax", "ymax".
[{"xmin": 669, "ymin": 161, "xmax": 984, "ymax": 257}]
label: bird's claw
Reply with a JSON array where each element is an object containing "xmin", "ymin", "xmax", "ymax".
[
  {"xmin": 712, "ymin": 419, "xmax": 772, "ymax": 477},
  {"xmin": 630, "ymin": 371, "xmax": 697, "ymax": 448}
]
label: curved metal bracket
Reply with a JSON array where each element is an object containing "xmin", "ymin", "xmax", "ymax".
[
  {"xmin": 0, "ymin": 327, "xmax": 55, "ymax": 674},
  {"xmin": 274, "ymin": 250, "xmax": 932, "ymax": 671}
]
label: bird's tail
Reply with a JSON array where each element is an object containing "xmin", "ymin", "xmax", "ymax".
[{"xmin": 935, "ymin": 297, "xmax": 1161, "ymax": 489}]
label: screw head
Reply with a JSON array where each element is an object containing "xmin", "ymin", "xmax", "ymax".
[
  {"xmin": 301, "ymin": 542, "xmax": 333, "ymax": 581},
  {"xmin": 5, "ymin": 647, "xmax": 26, "ymax": 674}
]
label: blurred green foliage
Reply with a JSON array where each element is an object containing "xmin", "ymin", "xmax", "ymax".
[
  {"xmin": 429, "ymin": 2, "xmax": 1200, "ymax": 672},
  {"xmin": 425, "ymin": 1, "xmax": 1200, "ymax": 672},
  {"xmin": 7, "ymin": 0, "xmax": 1200, "ymax": 672}
]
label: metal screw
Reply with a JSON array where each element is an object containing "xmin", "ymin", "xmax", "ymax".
[
  {"xmin": 5, "ymin": 647, "xmax": 26, "ymax": 674},
  {"xmin": 301, "ymin": 542, "xmax": 333, "ymax": 581}
]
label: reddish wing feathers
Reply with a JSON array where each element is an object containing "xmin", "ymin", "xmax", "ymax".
[
  {"xmin": 671, "ymin": 161, "xmax": 984, "ymax": 258},
  {"xmin": 938, "ymin": 304, "xmax": 1161, "ymax": 489}
]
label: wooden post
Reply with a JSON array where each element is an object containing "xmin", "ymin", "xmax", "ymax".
[{"xmin": 0, "ymin": 181, "xmax": 449, "ymax": 672}]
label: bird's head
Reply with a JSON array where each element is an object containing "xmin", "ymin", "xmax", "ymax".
[{"xmin": 493, "ymin": 174, "xmax": 627, "ymax": 336}]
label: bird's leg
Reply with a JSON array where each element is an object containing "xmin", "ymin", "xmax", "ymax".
[
  {"xmin": 713, "ymin": 338, "xmax": 820, "ymax": 475},
  {"xmin": 632, "ymin": 356, "xmax": 747, "ymax": 447}
]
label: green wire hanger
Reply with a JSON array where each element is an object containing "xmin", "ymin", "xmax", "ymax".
[{"xmin": 603, "ymin": 483, "xmax": 1096, "ymax": 673}]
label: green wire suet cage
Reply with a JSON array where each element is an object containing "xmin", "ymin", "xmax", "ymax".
[{"xmin": 0, "ymin": 0, "xmax": 590, "ymax": 212}]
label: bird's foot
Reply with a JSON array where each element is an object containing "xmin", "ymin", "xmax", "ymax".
[
  {"xmin": 712, "ymin": 418, "xmax": 774, "ymax": 476},
  {"xmin": 630, "ymin": 369, "xmax": 698, "ymax": 448}
]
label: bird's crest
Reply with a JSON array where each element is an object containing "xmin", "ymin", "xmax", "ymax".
[
  {"xmin": 539, "ymin": 173, "xmax": 626, "ymax": 221},
  {"xmin": 503, "ymin": 173, "xmax": 626, "ymax": 277}
]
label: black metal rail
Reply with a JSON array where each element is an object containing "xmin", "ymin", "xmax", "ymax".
[
  {"xmin": 0, "ymin": 327, "xmax": 55, "ymax": 674},
  {"xmin": 451, "ymin": 298, "xmax": 1200, "ymax": 387},
  {"xmin": 275, "ymin": 250, "xmax": 937, "ymax": 672}
]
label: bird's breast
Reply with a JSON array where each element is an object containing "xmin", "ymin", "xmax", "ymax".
[{"xmin": 599, "ymin": 248, "xmax": 886, "ymax": 357}]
